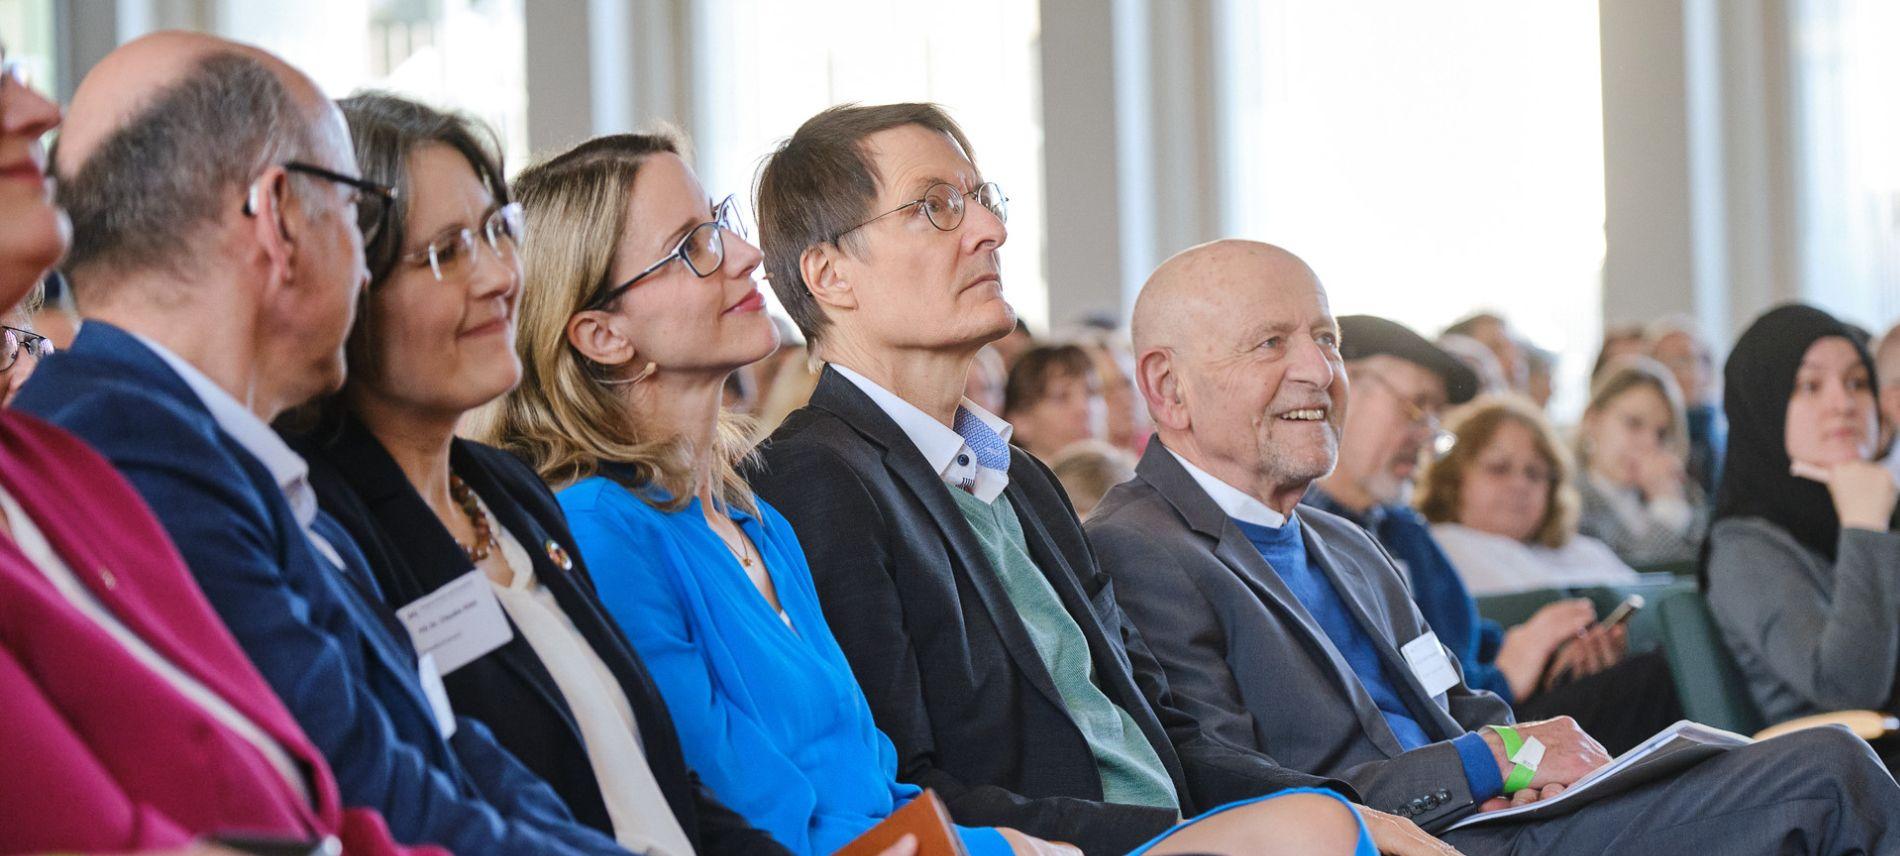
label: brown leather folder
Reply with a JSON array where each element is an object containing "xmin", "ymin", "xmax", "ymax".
[{"xmin": 832, "ymin": 789, "xmax": 970, "ymax": 856}]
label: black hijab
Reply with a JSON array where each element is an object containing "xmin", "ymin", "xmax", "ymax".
[{"xmin": 1702, "ymin": 304, "xmax": 1879, "ymax": 586}]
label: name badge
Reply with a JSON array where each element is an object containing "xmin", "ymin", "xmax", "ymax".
[
  {"xmin": 417, "ymin": 652, "xmax": 458, "ymax": 740},
  {"xmin": 397, "ymin": 569, "xmax": 514, "ymax": 677},
  {"xmin": 1400, "ymin": 631, "xmax": 1460, "ymax": 698}
]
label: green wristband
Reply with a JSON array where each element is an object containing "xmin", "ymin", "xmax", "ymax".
[{"xmin": 1493, "ymin": 725, "xmax": 1538, "ymax": 794}]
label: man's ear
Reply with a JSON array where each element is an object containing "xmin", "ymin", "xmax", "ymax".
[
  {"xmin": 1137, "ymin": 346, "xmax": 1190, "ymax": 432},
  {"xmin": 800, "ymin": 244, "xmax": 858, "ymax": 313},
  {"xmin": 245, "ymin": 166, "xmax": 296, "ymax": 285},
  {"xmin": 567, "ymin": 309, "xmax": 636, "ymax": 368}
]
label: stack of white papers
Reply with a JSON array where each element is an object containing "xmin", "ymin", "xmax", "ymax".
[{"xmin": 1445, "ymin": 720, "xmax": 1753, "ymax": 831}]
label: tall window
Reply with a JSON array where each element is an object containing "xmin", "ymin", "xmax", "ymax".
[
  {"xmin": 1792, "ymin": 0, "xmax": 1900, "ymax": 331},
  {"xmin": 0, "ymin": 0, "xmax": 57, "ymax": 97},
  {"xmin": 691, "ymin": 0, "xmax": 1049, "ymax": 331},
  {"xmin": 215, "ymin": 0, "xmax": 529, "ymax": 168},
  {"xmin": 1221, "ymin": 0, "xmax": 1606, "ymax": 415}
]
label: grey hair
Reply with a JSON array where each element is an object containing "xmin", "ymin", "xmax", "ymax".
[{"xmin": 55, "ymin": 50, "xmax": 317, "ymax": 298}]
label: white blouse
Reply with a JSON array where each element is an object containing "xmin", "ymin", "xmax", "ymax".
[
  {"xmin": 484, "ymin": 504, "xmax": 696, "ymax": 856},
  {"xmin": 1429, "ymin": 521, "xmax": 1641, "ymax": 596},
  {"xmin": 0, "ymin": 484, "xmax": 310, "ymax": 805}
]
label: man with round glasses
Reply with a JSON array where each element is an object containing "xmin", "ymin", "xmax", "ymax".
[{"xmin": 749, "ymin": 103, "xmax": 1453, "ymax": 855}]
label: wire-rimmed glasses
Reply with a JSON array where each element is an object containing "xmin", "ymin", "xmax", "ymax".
[{"xmin": 400, "ymin": 202, "xmax": 525, "ymax": 283}]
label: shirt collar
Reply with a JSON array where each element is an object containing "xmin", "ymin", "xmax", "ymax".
[
  {"xmin": 129, "ymin": 331, "xmax": 319, "ymax": 527},
  {"xmin": 1165, "ymin": 446, "xmax": 1289, "ymax": 529},
  {"xmin": 832, "ymin": 363, "xmax": 1015, "ymax": 501}
]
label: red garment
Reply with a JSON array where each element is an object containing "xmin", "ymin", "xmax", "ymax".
[{"xmin": 0, "ymin": 410, "xmax": 446, "ymax": 856}]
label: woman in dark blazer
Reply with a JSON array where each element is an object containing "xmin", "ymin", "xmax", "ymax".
[{"xmin": 280, "ymin": 92, "xmax": 786, "ymax": 856}]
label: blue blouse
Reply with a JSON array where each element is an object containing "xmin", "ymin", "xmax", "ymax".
[{"xmin": 559, "ymin": 473, "xmax": 1009, "ymax": 856}]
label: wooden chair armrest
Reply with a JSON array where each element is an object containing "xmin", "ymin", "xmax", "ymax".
[{"xmin": 1754, "ymin": 710, "xmax": 1900, "ymax": 741}]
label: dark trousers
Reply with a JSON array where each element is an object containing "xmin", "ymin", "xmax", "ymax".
[
  {"xmin": 1516, "ymin": 649, "xmax": 1682, "ymax": 755},
  {"xmin": 1442, "ymin": 726, "xmax": 1899, "ymax": 855}
]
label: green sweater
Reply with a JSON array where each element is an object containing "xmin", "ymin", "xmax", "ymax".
[{"xmin": 946, "ymin": 486, "xmax": 1180, "ymax": 810}]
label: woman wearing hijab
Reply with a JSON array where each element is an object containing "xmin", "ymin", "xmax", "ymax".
[{"xmin": 1703, "ymin": 304, "xmax": 1900, "ymax": 764}]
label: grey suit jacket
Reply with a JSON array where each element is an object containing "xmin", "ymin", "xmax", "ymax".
[{"xmin": 1085, "ymin": 442, "xmax": 1515, "ymax": 831}]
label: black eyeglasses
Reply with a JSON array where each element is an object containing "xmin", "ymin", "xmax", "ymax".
[
  {"xmin": 247, "ymin": 161, "xmax": 398, "ymax": 245},
  {"xmin": 0, "ymin": 325, "xmax": 52, "ymax": 372},
  {"xmin": 584, "ymin": 195, "xmax": 743, "ymax": 310},
  {"xmin": 832, "ymin": 181, "xmax": 1007, "ymax": 243}
]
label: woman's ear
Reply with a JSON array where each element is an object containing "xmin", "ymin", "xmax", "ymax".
[
  {"xmin": 800, "ymin": 244, "xmax": 858, "ymax": 313},
  {"xmin": 567, "ymin": 310, "xmax": 636, "ymax": 368}
]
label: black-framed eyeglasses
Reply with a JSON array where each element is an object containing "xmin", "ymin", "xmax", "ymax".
[
  {"xmin": 400, "ymin": 202, "xmax": 524, "ymax": 283},
  {"xmin": 254, "ymin": 161, "xmax": 398, "ymax": 245},
  {"xmin": 0, "ymin": 325, "xmax": 52, "ymax": 372},
  {"xmin": 583, "ymin": 195, "xmax": 744, "ymax": 310},
  {"xmin": 832, "ymin": 181, "xmax": 1007, "ymax": 243}
]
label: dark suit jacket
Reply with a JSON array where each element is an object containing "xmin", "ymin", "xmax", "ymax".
[
  {"xmin": 289, "ymin": 415, "xmax": 788, "ymax": 855},
  {"xmin": 0, "ymin": 409, "xmax": 437, "ymax": 856},
  {"xmin": 14, "ymin": 321, "xmax": 623, "ymax": 856},
  {"xmin": 1085, "ymin": 442, "xmax": 1515, "ymax": 831},
  {"xmin": 750, "ymin": 367, "xmax": 1347, "ymax": 856}
]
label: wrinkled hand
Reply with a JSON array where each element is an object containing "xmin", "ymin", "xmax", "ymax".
[
  {"xmin": 1543, "ymin": 623, "xmax": 1626, "ymax": 689},
  {"xmin": 1482, "ymin": 717, "xmax": 1610, "ymax": 790},
  {"xmin": 1478, "ymin": 782, "xmax": 1568, "ymax": 813},
  {"xmin": 1495, "ymin": 599, "xmax": 1595, "ymax": 699},
  {"xmin": 1360, "ymin": 808, "xmax": 1465, "ymax": 855},
  {"xmin": 1636, "ymin": 451, "xmax": 1688, "ymax": 502},
  {"xmin": 999, "ymin": 828, "xmax": 1083, "ymax": 856},
  {"xmin": 1795, "ymin": 459, "xmax": 1898, "ymax": 531}
]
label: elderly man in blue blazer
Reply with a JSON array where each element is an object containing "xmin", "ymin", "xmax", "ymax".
[
  {"xmin": 17, "ymin": 32, "xmax": 623, "ymax": 856},
  {"xmin": 1084, "ymin": 238, "xmax": 1900, "ymax": 854}
]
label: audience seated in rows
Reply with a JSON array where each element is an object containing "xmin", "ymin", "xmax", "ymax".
[
  {"xmin": 483, "ymin": 131, "xmax": 1056, "ymax": 856},
  {"xmin": 0, "ymin": 38, "xmax": 432, "ymax": 856},
  {"xmin": 1702, "ymin": 304, "xmax": 1900, "ymax": 770},
  {"xmin": 1418, "ymin": 397, "xmax": 1640, "ymax": 595},
  {"xmin": 1083, "ymin": 238, "xmax": 1899, "ymax": 853},
  {"xmin": 1573, "ymin": 356, "xmax": 1709, "ymax": 567},
  {"xmin": 276, "ymin": 93, "xmax": 789, "ymax": 855},
  {"xmin": 20, "ymin": 32, "xmax": 626, "ymax": 855},
  {"xmin": 747, "ymin": 103, "xmax": 1396, "ymax": 855},
  {"xmin": 1304, "ymin": 315, "xmax": 1680, "ymax": 754}
]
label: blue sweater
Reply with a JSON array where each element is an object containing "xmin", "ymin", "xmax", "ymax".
[
  {"xmin": 1303, "ymin": 488, "xmax": 1515, "ymax": 703},
  {"xmin": 1234, "ymin": 514, "xmax": 1501, "ymax": 802},
  {"xmin": 558, "ymin": 474, "xmax": 1008, "ymax": 856}
]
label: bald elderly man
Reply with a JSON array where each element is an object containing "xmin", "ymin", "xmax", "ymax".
[
  {"xmin": 1084, "ymin": 239, "xmax": 1900, "ymax": 853},
  {"xmin": 18, "ymin": 33, "xmax": 624, "ymax": 855}
]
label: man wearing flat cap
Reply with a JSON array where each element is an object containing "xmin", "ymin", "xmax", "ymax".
[
  {"xmin": 1084, "ymin": 239, "xmax": 1899, "ymax": 852},
  {"xmin": 1304, "ymin": 316, "xmax": 1680, "ymax": 754}
]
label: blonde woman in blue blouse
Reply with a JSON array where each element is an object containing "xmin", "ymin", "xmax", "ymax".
[{"xmin": 486, "ymin": 131, "xmax": 1378, "ymax": 856}]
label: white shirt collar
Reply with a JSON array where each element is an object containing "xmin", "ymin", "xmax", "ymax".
[
  {"xmin": 831, "ymin": 363, "xmax": 1015, "ymax": 502},
  {"xmin": 130, "ymin": 331, "xmax": 319, "ymax": 528},
  {"xmin": 1165, "ymin": 446, "xmax": 1290, "ymax": 529}
]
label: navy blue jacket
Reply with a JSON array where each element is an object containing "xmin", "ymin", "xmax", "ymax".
[{"xmin": 14, "ymin": 321, "xmax": 625, "ymax": 856}]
